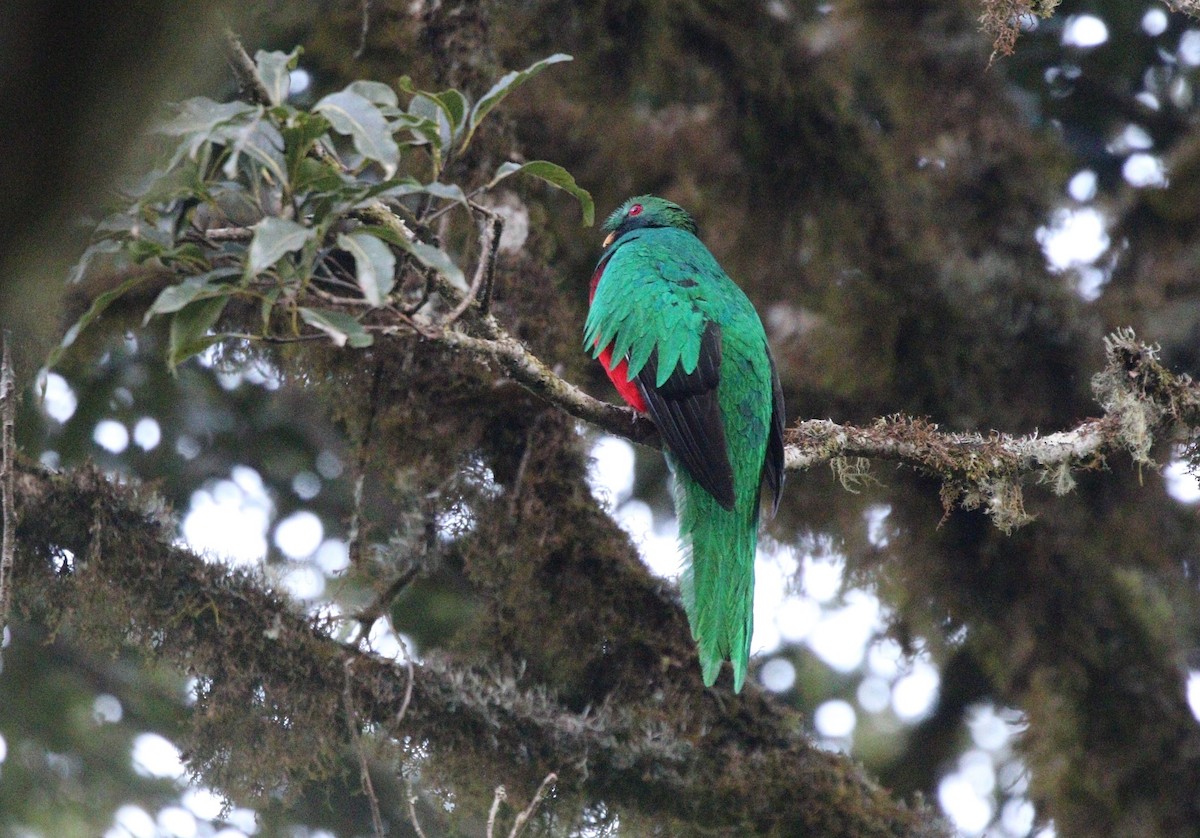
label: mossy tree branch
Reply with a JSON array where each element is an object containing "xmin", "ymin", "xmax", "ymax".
[
  {"xmin": 405, "ymin": 307, "xmax": 1195, "ymax": 531},
  {"xmin": 10, "ymin": 462, "xmax": 945, "ymax": 836}
]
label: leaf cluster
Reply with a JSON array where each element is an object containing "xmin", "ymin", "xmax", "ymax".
[{"xmin": 52, "ymin": 48, "xmax": 593, "ymax": 371}]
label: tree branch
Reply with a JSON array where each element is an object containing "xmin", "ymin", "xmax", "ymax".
[
  {"xmin": 421, "ymin": 321, "xmax": 1192, "ymax": 530},
  {"xmin": 222, "ymin": 30, "xmax": 274, "ymax": 107},
  {"xmin": 434, "ymin": 319, "xmax": 660, "ymax": 445},
  {"xmin": 12, "ymin": 461, "xmax": 945, "ymax": 836},
  {"xmin": 0, "ymin": 334, "xmax": 14, "ymax": 667}
]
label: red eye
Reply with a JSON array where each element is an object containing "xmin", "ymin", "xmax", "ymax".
[{"xmin": 629, "ymin": 204, "xmax": 643, "ymax": 217}]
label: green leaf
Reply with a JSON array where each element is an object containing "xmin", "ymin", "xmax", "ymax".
[
  {"xmin": 487, "ymin": 160, "xmax": 594, "ymax": 226},
  {"xmin": 67, "ymin": 239, "xmax": 124, "ymax": 285},
  {"xmin": 356, "ymin": 222, "xmax": 465, "ymax": 288},
  {"xmin": 373, "ymin": 180, "xmax": 470, "ymax": 210},
  {"xmin": 292, "ymin": 156, "xmax": 344, "ymax": 194},
  {"xmin": 159, "ymin": 99, "xmax": 261, "ymax": 169},
  {"xmin": 299, "ymin": 307, "xmax": 374, "ymax": 348},
  {"xmin": 314, "ymin": 90, "xmax": 401, "ymax": 177},
  {"xmin": 463, "ymin": 54, "xmax": 572, "ymax": 150},
  {"xmin": 46, "ymin": 275, "xmax": 148, "ymax": 369},
  {"xmin": 254, "ymin": 47, "xmax": 302, "ymax": 106},
  {"xmin": 169, "ymin": 296, "xmax": 230, "ymax": 370},
  {"xmin": 283, "ymin": 112, "xmax": 333, "ymax": 184},
  {"xmin": 337, "ymin": 231, "xmax": 396, "ymax": 306},
  {"xmin": 219, "ymin": 117, "xmax": 287, "ymax": 184},
  {"xmin": 423, "ymin": 182, "xmax": 471, "ymax": 207},
  {"xmin": 143, "ymin": 268, "xmax": 241, "ymax": 324},
  {"xmin": 161, "ymin": 242, "xmax": 210, "ymax": 271},
  {"xmin": 409, "ymin": 94, "xmax": 452, "ymax": 150},
  {"xmin": 394, "ymin": 236, "xmax": 467, "ymax": 290},
  {"xmin": 390, "ymin": 112, "xmax": 442, "ymax": 149},
  {"xmin": 347, "ymin": 80, "xmax": 399, "ymax": 108},
  {"xmin": 247, "ymin": 217, "xmax": 315, "ymax": 276},
  {"xmin": 158, "ymin": 97, "xmax": 257, "ymax": 138},
  {"xmin": 437, "ymin": 89, "xmax": 468, "ymax": 140},
  {"xmin": 404, "ymin": 88, "xmax": 468, "ymax": 145},
  {"xmin": 359, "ymin": 175, "xmax": 420, "ymax": 201},
  {"xmin": 350, "ymin": 224, "xmax": 410, "ymax": 248},
  {"xmin": 127, "ymin": 238, "xmax": 169, "ymax": 264},
  {"xmin": 261, "ymin": 287, "xmax": 281, "ymax": 330}
]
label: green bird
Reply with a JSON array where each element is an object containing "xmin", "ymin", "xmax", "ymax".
[{"xmin": 584, "ymin": 195, "xmax": 785, "ymax": 692}]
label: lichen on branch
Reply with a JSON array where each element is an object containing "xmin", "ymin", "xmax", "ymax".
[
  {"xmin": 978, "ymin": 1, "xmax": 1062, "ymax": 59},
  {"xmin": 10, "ymin": 461, "xmax": 945, "ymax": 836},
  {"xmin": 430, "ymin": 314, "xmax": 1191, "ymax": 531}
]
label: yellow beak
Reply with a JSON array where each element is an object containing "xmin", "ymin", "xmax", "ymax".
[{"xmin": 603, "ymin": 231, "xmax": 616, "ymax": 248}]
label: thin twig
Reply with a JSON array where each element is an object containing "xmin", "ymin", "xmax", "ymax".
[
  {"xmin": 405, "ymin": 775, "xmax": 429, "ymax": 838},
  {"xmin": 348, "ymin": 361, "xmax": 387, "ymax": 567},
  {"xmin": 314, "ymin": 274, "xmax": 365, "ymax": 294},
  {"xmin": 353, "ymin": 565, "xmax": 421, "ymax": 631},
  {"xmin": 354, "ymin": 0, "xmax": 373, "ymax": 59},
  {"xmin": 221, "ymin": 30, "xmax": 273, "ymax": 107},
  {"xmin": 482, "ymin": 216, "xmax": 503, "ymax": 315},
  {"xmin": 441, "ymin": 215, "xmax": 496, "ymax": 327},
  {"xmin": 371, "ymin": 311, "xmax": 442, "ymax": 340},
  {"xmin": 223, "ymin": 332, "xmax": 331, "ymax": 344},
  {"xmin": 467, "ymin": 202, "xmax": 504, "ymax": 316},
  {"xmin": 509, "ymin": 414, "xmax": 546, "ymax": 518},
  {"xmin": 486, "ymin": 785, "xmax": 507, "ymax": 838},
  {"xmin": 343, "ymin": 660, "xmax": 386, "ymax": 838},
  {"xmin": 0, "ymin": 334, "xmax": 15, "ymax": 670},
  {"xmin": 395, "ymin": 634, "xmax": 416, "ymax": 727},
  {"xmin": 508, "ymin": 772, "xmax": 557, "ymax": 838},
  {"xmin": 425, "ymin": 184, "xmax": 489, "ymax": 224},
  {"xmin": 306, "ymin": 285, "xmax": 377, "ymax": 307},
  {"xmin": 434, "ymin": 202, "xmax": 452, "ymax": 241},
  {"xmin": 401, "ymin": 268, "xmax": 436, "ymax": 316},
  {"xmin": 360, "ymin": 750, "xmax": 385, "ymax": 838},
  {"xmin": 202, "ymin": 226, "xmax": 254, "ymax": 242}
]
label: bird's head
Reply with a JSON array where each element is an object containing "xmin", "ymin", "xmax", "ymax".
[{"xmin": 601, "ymin": 195, "xmax": 699, "ymax": 248}]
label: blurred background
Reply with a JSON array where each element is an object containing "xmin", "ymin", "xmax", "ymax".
[{"xmin": 5, "ymin": 1, "xmax": 1200, "ymax": 835}]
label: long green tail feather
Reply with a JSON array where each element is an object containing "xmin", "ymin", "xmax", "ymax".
[{"xmin": 670, "ymin": 453, "xmax": 758, "ymax": 692}]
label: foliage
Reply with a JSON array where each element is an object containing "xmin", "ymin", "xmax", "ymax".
[{"xmin": 50, "ymin": 48, "xmax": 592, "ymax": 372}]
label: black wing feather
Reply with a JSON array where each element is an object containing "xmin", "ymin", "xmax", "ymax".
[
  {"xmin": 763, "ymin": 350, "xmax": 786, "ymax": 517},
  {"xmin": 636, "ymin": 322, "xmax": 736, "ymax": 510}
]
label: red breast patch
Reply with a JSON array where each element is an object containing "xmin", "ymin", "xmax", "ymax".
[{"xmin": 589, "ymin": 257, "xmax": 647, "ymax": 412}]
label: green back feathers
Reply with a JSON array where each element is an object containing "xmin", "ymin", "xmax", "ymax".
[
  {"xmin": 584, "ymin": 227, "xmax": 712, "ymax": 386},
  {"xmin": 586, "ymin": 195, "xmax": 709, "ymax": 385}
]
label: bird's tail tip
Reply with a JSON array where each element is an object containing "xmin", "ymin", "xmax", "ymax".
[{"xmin": 699, "ymin": 649, "xmax": 749, "ymax": 693}]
